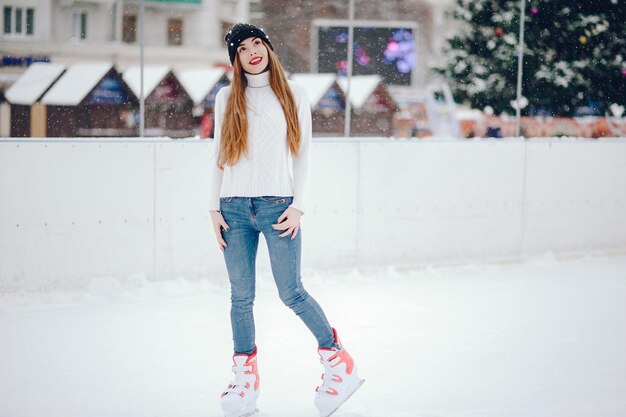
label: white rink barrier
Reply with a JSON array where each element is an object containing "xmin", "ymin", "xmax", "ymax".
[{"xmin": 1, "ymin": 137, "xmax": 626, "ymax": 292}]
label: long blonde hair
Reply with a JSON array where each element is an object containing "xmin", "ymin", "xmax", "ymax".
[{"xmin": 218, "ymin": 42, "xmax": 301, "ymax": 168}]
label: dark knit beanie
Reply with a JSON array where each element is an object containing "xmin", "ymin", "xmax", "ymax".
[{"xmin": 225, "ymin": 23, "xmax": 274, "ymax": 65}]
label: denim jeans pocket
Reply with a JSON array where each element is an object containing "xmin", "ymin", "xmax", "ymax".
[
  {"xmin": 259, "ymin": 196, "xmax": 291, "ymax": 204},
  {"xmin": 220, "ymin": 196, "xmax": 234, "ymax": 203}
]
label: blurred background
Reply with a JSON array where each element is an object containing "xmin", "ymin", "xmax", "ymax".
[{"xmin": 3, "ymin": 0, "xmax": 624, "ymax": 139}]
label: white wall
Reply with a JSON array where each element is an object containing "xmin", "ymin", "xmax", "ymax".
[{"xmin": 1, "ymin": 137, "xmax": 625, "ymax": 292}]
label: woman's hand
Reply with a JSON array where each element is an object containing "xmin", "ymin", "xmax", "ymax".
[
  {"xmin": 210, "ymin": 210, "xmax": 230, "ymax": 252},
  {"xmin": 272, "ymin": 207, "xmax": 303, "ymax": 239}
]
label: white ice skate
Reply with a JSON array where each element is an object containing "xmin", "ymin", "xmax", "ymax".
[
  {"xmin": 220, "ymin": 346, "xmax": 260, "ymax": 417},
  {"xmin": 314, "ymin": 329, "xmax": 365, "ymax": 417}
]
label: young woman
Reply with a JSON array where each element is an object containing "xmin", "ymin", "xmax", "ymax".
[{"xmin": 208, "ymin": 23, "xmax": 364, "ymax": 417}]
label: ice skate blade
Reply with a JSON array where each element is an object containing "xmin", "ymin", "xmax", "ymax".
[{"xmin": 322, "ymin": 378, "xmax": 365, "ymax": 417}]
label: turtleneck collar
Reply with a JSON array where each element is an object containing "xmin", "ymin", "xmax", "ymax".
[{"xmin": 245, "ymin": 70, "xmax": 271, "ymax": 88}]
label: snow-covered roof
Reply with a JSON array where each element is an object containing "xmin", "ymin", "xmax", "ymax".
[
  {"xmin": 455, "ymin": 107, "xmax": 484, "ymax": 121},
  {"xmin": 41, "ymin": 63, "xmax": 113, "ymax": 106},
  {"xmin": 290, "ymin": 73, "xmax": 338, "ymax": 107},
  {"xmin": 175, "ymin": 68, "xmax": 227, "ymax": 105},
  {"xmin": 5, "ymin": 63, "xmax": 66, "ymax": 105},
  {"xmin": 122, "ymin": 65, "xmax": 171, "ymax": 99},
  {"xmin": 337, "ymin": 75, "xmax": 383, "ymax": 109}
]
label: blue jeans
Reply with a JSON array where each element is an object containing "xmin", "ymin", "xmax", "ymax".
[{"xmin": 220, "ymin": 196, "xmax": 336, "ymax": 354}]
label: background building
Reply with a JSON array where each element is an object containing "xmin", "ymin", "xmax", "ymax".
[
  {"xmin": 0, "ymin": 0, "xmax": 257, "ymax": 87},
  {"xmin": 1, "ymin": 0, "xmax": 457, "ymax": 93}
]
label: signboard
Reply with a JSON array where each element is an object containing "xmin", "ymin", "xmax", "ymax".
[
  {"xmin": 86, "ymin": 75, "xmax": 130, "ymax": 105},
  {"xmin": 318, "ymin": 86, "xmax": 344, "ymax": 111},
  {"xmin": 203, "ymin": 78, "xmax": 230, "ymax": 108}
]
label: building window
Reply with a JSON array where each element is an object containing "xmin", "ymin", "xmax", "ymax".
[
  {"xmin": 122, "ymin": 15, "xmax": 136, "ymax": 43},
  {"xmin": 26, "ymin": 8, "xmax": 34, "ymax": 35},
  {"xmin": 3, "ymin": 7, "xmax": 10, "ymax": 34},
  {"xmin": 168, "ymin": 18, "xmax": 182, "ymax": 46},
  {"xmin": 3, "ymin": 6, "xmax": 35, "ymax": 36},
  {"xmin": 15, "ymin": 7, "xmax": 21, "ymax": 33},
  {"xmin": 71, "ymin": 11, "xmax": 87, "ymax": 40},
  {"xmin": 249, "ymin": 0, "xmax": 264, "ymax": 18}
]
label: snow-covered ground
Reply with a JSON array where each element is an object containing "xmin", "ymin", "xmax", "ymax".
[{"xmin": 1, "ymin": 253, "xmax": 625, "ymax": 417}]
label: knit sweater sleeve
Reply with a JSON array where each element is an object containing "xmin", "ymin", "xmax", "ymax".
[
  {"xmin": 289, "ymin": 82, "xmax": 312, "ymax": 214},
  {"xmin": 208, "ymin": 88, "xmax": 227, "ymax": 212}
]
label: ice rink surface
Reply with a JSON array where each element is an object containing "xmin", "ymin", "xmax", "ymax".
[{"xmin": 1, "ymin": 253, "xmax": 625, "ymax": 417}]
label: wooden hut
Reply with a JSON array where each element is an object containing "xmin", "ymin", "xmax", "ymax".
[
  {"xmin": 123, "ymin": 65, "xmax": 194, "ymax": 138},
  {"xmin": 290, "ymin": 73, "xmax": 346, "ymax": 137},
  {"xmin": 176, "ymin": 68, "xmax": 229, "ymax": 138},
  {"xmin": 4, "ymin": 62, "xmax": 65, "ymax": 137},
  {"xmin": 337, "ymin": 75, "xmax": 398, "ymax": 137},
  {"xmin": 40, "ymin": 63, "xmax": 138, "ymax": 137},
  {"xmin": 291, "ymin": 74, "xmax": 398, "ymax": 137}
]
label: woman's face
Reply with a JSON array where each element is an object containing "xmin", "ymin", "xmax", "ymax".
[{"xmin": 237, "ymin": 37, "xmax": 269, "ymax": 74}]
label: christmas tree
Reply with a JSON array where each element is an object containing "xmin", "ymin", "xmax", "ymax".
[{"xmin": 436, "ymin": 0, "xmax": 626, "ymax": 116}]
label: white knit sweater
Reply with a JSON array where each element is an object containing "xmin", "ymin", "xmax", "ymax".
[{"xmin": 208, "ymin": 70, "xmax": 312, "ymax": 213}]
